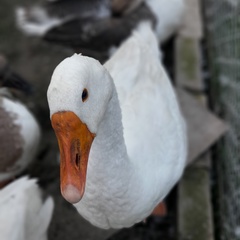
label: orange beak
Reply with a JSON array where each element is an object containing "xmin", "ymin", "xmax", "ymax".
[{"xmin": 51, "ymin": 111, "xmax": 95, "ymax": 204}]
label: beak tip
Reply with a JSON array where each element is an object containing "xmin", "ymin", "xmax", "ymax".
[{"xmin": 61, "ymin": 184, "xmax": 82, "ymax": 204}]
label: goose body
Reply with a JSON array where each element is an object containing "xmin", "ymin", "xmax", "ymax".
[
  {"xmin": 47, "ymin": 22, "xmax": 187, "ymax": 229},
  {"xmin": 16, "ymin": 0, "xmax": 184, "ymax": 61},
  {"xmin": 0, "ymin": 176, "xmax": 54, "ymax": 240},
  {"xmin": 0, "ymin": 57, "xmax": 41, "ymax": 184},
  {"xmin": 0, "ymin": 91, "xmax": 41, "ymax": 183},
  {"xmin": 146, "ymin": 0, "xmax": 185, "ymax": 42}
]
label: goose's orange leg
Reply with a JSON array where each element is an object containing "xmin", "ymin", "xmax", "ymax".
[
  {"xmin": 151, "ymin": 201, "xmax": 167, "ymax": 217},
  {"xmin": 143, "ymin": 201, "xmax": 167, "ymax": 223}
]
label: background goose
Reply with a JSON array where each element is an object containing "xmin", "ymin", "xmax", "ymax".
[
  {"xmin": 0, "ymin": 55, "xmax": 32, "ymax": 95},
  {"xmin": 0, "ymin": 176, "xmax": 54, "ymax": 240},
  {"xmin": 47, "ymin": 22, "xmax": 187, "ymax": 229},
  {"xmin": 0, "ymin": 56, "xmax": 41, "ymax": 187},
  {"xmin": 146, "ymin": 0, "xmax": 185, "ymax": 42},
  {"xmin": 16, "ymin": 0, "xmax": 184, "ymax": 61}
]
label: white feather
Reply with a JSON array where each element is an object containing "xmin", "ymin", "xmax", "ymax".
[
  {"xmin": 146, "ymin": 0, "xmax": 185, "ymax": 42},
  {"xmin": 0, "ymin": 95, "xmax": 41, "ymax": 181},
  {"xmin": 0, "ymin": 177, "xmax": 54, "ymax": 240},
  {"xmin": 0, "ymin": 88, "xmax": 41, "ymax": 181},
  {"xmin": 16, "ymin": 7, "xmax": 64, "ymax": 36}
]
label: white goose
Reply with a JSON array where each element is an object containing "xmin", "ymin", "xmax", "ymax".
[
  {"xmin": 47, "ymin": 22, "xmax": 187, "ymax": 229},
  {"xmin": 146, "ymin": 0, "xmax": 185, "ymax": 42},
  {"xmin": 0, "ymin": 57, "xmax": 41, "ymax": 187},
  {"xmin": 0, "ymin": 176, "xmax": 54, "ymax": 240}
]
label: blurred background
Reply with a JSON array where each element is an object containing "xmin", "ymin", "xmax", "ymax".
[{"xmin": 0, "ymin": 0, "xmax": 239, "ymax": 239}]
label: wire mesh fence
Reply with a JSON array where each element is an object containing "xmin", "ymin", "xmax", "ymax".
[{"xmin": 204, "ymin": 0, "xmax": 240, "ymax": 239}]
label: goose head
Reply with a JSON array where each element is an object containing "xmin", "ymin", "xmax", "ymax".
[{"xmin": 47, "ymin": 54, "xmax": 113, "ymax": 204}]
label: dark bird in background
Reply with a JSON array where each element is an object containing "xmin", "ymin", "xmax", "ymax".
[
  {"xmin": 0, "ymin": 55, "xmax": 33, "ymax": 95},
  {"xmin": 15, "ymin": 0, "xmax": 156, "ymax": 62}
]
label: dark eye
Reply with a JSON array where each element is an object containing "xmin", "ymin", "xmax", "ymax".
[{"xmin": 82, "ymin": 88, "xmax": 88, "ymax": 102}]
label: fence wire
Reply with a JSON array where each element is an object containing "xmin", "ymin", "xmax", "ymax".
[{"xmin": 204, "ymin": 0, "xmax": 240, "ymax": 239}]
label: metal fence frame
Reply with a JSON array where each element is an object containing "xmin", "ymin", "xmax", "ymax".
[{"xmin": 204, "ymin": 1, "xmax": 240, "ymax": 239}]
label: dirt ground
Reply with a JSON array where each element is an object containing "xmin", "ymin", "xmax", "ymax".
[{"xmin": 0, "ymin": 1, "xmax": 176, "ymax": 239}]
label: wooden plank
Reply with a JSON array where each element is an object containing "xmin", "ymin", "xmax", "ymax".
[
  {"xmin": 178, "ymin": 154, "xmax": 214, "ymax": 240},
  {"xmin": 176, "ymin": 1, "xmax": 215, "ymax": 240},
  {"xmin": 175, "ymin": 37, "xmax": 204, "ymax": 91},
  {"xmin": 176, "ymin": 0, "xmax": 204, "ymax": 90},
  {"xmin": 176, "ymin": 88, "xmax": 228, "ymax": 165},
  {"xmin": 177, "ymin": 91, "xmax": 215, "ymax": 239},
  {"xmin": 179, "ymin": 0, "xmax": 203, "ymax": 39}
]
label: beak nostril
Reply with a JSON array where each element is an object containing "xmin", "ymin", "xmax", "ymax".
[{"xmin": 75, "ymin": 153, "xmax": 80, "ymax": 168}]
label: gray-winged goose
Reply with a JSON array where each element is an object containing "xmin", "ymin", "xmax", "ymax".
[{"xmin": 0, "ymin": 56, "xmax": 40, "ymax": 188}]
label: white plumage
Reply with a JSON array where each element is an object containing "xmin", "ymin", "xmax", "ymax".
[
  {"xmin": 146, "ymin": 0, "xmax": 185, "ymax": 42},
  {"xmin": 0, "ymin": 176, "xmax": 54, "ymax": 240},
  {"xmin": 47, "ymin": 22, "xmax": 187, "ymax": 229},
  {"xmin": 0, "ymin": 89, "xmax": 41, "ymax": 182}
]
